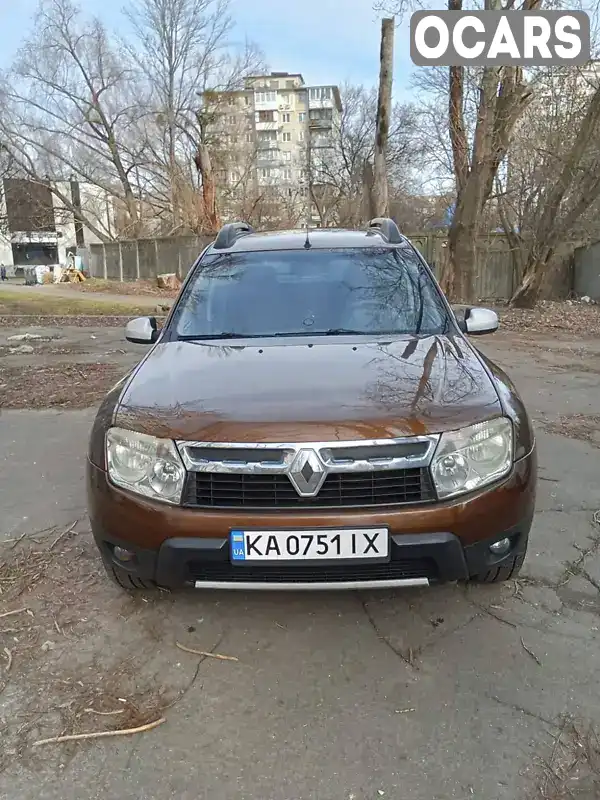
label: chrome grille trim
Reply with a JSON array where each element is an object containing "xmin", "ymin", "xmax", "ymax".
[{"xmin": 176, "ymin": 436, "xmax": 440, "ymax": 475}]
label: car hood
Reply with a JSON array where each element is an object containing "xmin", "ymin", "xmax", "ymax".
[{"xmin": 115, "ymin": 335, "xmax": 501, "ymax": 442}]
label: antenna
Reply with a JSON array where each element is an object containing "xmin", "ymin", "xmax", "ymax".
[{"xmin": 304, "ymin": 225, "xmax": 311, "ymax": 249}]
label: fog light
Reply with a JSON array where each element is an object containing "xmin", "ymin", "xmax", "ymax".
[
  {"xmin": 113, "ymin": 546, "xmax": 135, "ymax": 563},
  {"xmin": 489, "ymin": 537, "xmax": 511, "ymax": 555}
]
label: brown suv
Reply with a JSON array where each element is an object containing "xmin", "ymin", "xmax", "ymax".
[{"xmin": 87, "ymin": 218, "xmax": 536, "ymax": 591}]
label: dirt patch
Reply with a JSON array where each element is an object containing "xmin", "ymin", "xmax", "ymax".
[
  {"xmin": 0, "ymin": 363, "xmax": 127, "ymax": 409},
  {"xmin": 0, "ymin": 343, "xmax": 87, "ymax": 358},
  {"xmin": 531, "ymin": 718, "xmax": 600, "ymax": 799},
  {"xmin": 537, "ymin": 414, "xmax": 600, "ymax": 447},
  {"xmin": 498, "ymin": 301, "xmax": 600, "ymax": 338},
  {"xmin": 0, "ymin": 528, "xmax": 197, "ymax": 774},
  {"xmin": 66, "ymin": 278, "xmax": 180, "ymax": 300},
  {"xmin": 0, "ymin": 315, "xmax": 166, "ymax": 329}
]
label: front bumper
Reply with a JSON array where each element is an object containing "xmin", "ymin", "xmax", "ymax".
[
  {"xmin": 88, "ymin": 449, "xmax": 536, "ymax": 590},
  {"xmin": 97, "ymin": 523, "xmax": 531, "ymax": 590}
]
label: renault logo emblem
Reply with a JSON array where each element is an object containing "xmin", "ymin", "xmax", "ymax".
[{"xmin": 287, "ymin": 449, "xmax": 327, "ymax": 497}]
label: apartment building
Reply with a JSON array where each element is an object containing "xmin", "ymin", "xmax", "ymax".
[{"xmin": 205, "ymin": 72, "xmax": 342, "ymax": 222}]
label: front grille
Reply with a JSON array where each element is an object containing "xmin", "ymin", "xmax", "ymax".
[
  {"xmin": 183, "ymin": 468, "xmax": 436, "ymax": 509},
  {"xmin": 188, "ymin": 558, "xmax": 439, "ymax": 584}
]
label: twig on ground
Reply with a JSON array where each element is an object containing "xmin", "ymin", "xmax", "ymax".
[
  {"xmin": 83, "ymin": 708, "xmax": 125, "ymax": 716},
  {"xmin": 521, "ymin": 636, "xmax": 542, "ymax": 666},
  {"xmin": 2, "ymin": 647, "xmax": 12, "ymax": 672},
  {"xmin": 0, "ymin": 608, "xmax": 28, "ymax": 620},
  {"xmin": 481, "ymin": 606, "xmax": 517, "ymax": 628},
  {"xmin": 175, "ymin": 642, "xmax": 239, "ymax": 662},
  {"xmin": 9, "ymin": 532, "xmax": 28, "ymax": 550},
  {"xmin": 49, "ymin": 520, "xmax": 79, "ymax": 551},
  {"xmin": 32, "ymin": 717, "xmax": 165, "ymax": 746}
]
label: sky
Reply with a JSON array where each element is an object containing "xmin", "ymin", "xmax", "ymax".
[{"xmin": 0, "ymin": 0, "xmax": 417, "ymax": 100}]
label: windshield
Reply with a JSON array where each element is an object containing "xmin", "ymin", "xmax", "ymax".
[{"xmin": 172, "ymin": 246, "xmax": 450, "ymax": 339}]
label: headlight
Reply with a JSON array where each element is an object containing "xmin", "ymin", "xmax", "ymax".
[
  {"xmin": 106, "ymin": 427, "xmax": 186, "ymax": 504},
  {"xmin": 431, "ymin": 417, "xmax": 513, "ymax": 500}
]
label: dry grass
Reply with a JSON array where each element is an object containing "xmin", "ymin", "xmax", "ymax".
[
  {"xmin": 0, "ymin": 362, "xmax": 127, "ymax": 408},
  {"xmin": 66, "ymin": 278, "xmax": 180, "ymax": 299},
  {"xmin": 498, "ymin": 300, "xmax": 600, "ymax": 338},
  {"xmin": 533, "ymin": 718, "xmax": 600, "ymax": 799},
  {"xmin": 0, "ymin": 290, "xmax": 151, "ymax": 318}
]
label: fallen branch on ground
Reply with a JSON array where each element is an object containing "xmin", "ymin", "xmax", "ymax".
[
  {"xmin": 83, "ymin": 708, "xmax": 125, "ymax": 716},
  {"xmin": 3, "ymin": 647, "xmax": 12, "ymax": 672},
  {"xmin": 0, "ymin": 608, "xmax": 28, "ymax": 620},
  {"xmin": 175, "ymin": 642, "xmax": 239, "ymax": 662},
  {"xmin": 49, "ymin": 520, "xmax": 79, "ymax": 550},
  {"xmin": 32, "ymin": 717, "xmax": 165, "ymax": 746},
  {"xmin": 521, "ymin": 637, "xmax": 542, "ymax": 666}
]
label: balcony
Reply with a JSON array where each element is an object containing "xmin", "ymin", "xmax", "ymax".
[
  {"xmin": 257, "ymin": 138, "xmax": 278, "ymax": 150},
  {"xmin": 308, "ymin": 117, "xmax": 332, "ymax": 130}
]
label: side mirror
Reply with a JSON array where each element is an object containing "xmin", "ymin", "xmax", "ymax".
[
  {"xmin": 125, "ymin": 316, "xmax": 158, "ymax": 344},
  {"xmin": 464, "ymin": 307, "xmax": 499, "ymax": 336}
]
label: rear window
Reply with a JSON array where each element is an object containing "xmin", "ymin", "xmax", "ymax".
[{"xmin": 172, "ymin": 246, "xmax": 450, "ymax": 338}]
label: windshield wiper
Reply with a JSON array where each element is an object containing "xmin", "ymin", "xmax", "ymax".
[
  {"xmin": 305, "ymin": 328, "xmax": 402, "ymax": 336},
  {"xmin": 178, "ymin": 332, "xmax": 258, "ymax": 340},
  {"xmin": 178, "ymin": 328, "xmax": 406, "ymax": 341}
]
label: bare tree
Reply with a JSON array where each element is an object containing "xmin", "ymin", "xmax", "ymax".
[
  {"xmin": 125, "ymin": 0, "xmax": 264, "ymax": 233},
  {"xmin": 1, "ymin": 0, "xmax": 145, "ymax": 237},
  {"xmin": 372, "ymin": 17, "xmax": 395, "ymax": 217},
  {"xmin": 498, "ymin": 68, "xmax": 600, "ymax": 306},
  {"xmin": 311, "ymin": 84, "xmax": 422, "ymax": 228}
]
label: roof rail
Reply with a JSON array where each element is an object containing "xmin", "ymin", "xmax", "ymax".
[
  {"xmin": 367, "ymin": 217, "xmax": 403, "ymax": 244},
  {"xmin": 213, "ymin": 221, "xmax": 255, "ymax": 250}
]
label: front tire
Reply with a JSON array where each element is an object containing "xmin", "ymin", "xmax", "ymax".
[
  {"xmin": 101, "ymin": 554, "xmax": 157, "ymax": 591},
  {"xmin": 469, "ymin": 535, "xmax": 528, "ymax": 583}
]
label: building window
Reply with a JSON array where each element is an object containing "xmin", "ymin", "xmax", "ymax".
[
  {"xmin": 265, "ymin": 150, "xmax": 278, "ymax": 161},
  {"xmin": 281, "ymin": 93, "xmax": 290, "ymax": 104},
  {"xmin": 245, "ymin": 133, "xmax": 253, "ymax": 143},
  {"xmin": 282, "ymin": 168, "xmax": 292, "ymax": 181},
  {"xmin": 282, "ymin": 131, "xmax": 291, "ymax": 142},
  {"xmin": 258, "ymin": 130, "xmax": 277, "ymax": 142},
  {"xmin": 309, "ymin": 87, "xmax": 332, "ymax": 101},
  {"xmin": 298, "ymin": 131, "xmax": 305, "ymax": 141},
  {"xmin": 228, "ymin": 115, "xmax": 236, "ymax": 125},
  {"xmin": 270, "ymin": 80, "xmax": 279, "ymax": 89},
  {"xmin": 282, "ymin": 112, "xmax": 291, "ymax": 123},
  {"xmin": 244, "ymin": 95, "xmax": 250, "ymax": 105},
  {"xmin": 258, "ymin": 110, "xmax": 275, "ymax": 122},
  {"xmin": 298, "ymin": 112, "xmax": 306, "ymax": 123},
  {"xmin": 282, "ymin": 151, "xmax": 291, "ymax": 162},
  {"xmin": 259, "ymin": 168, "xmax": 271, "ymax": 178},
  {"xmin": 255, "ymin": 91, "xmax": 276, "ymax": 103}
]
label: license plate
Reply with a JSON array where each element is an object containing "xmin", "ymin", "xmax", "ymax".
[{"xmin": 230, "ymin": 527, "xmax": 389, "ymax": 563}]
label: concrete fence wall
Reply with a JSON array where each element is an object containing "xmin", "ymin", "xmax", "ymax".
[
  {"xmin": 574, "ymin": 241, "xmax": 600, "ymax": 300},
  {"xmin": 89, "ymin": 235, "xmax": 212, "ymax": 282},
  {"xmin": 88, "ymin": 231, "xmax": 576, "ymax": 302}
]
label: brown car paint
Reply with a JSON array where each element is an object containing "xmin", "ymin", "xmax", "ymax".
[
  {"xmin": 87, "ymin": 451, "xmax": 535, "ymax": 550},
  {"xmin": 88, "ymin": 329, "xmax": 536, "ymax": 552}
]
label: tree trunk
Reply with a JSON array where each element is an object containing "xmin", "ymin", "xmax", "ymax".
[
  {"xmin": 194, "ymin": 142, "xmax": 220, "ymax": 233},
  {"xmin": 509, "ymin": 256, "xmax": 547, "ymax": 307},
  {"xmin": 371, "ymin": 18, "xmax": 394, "ymax": 218}
]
